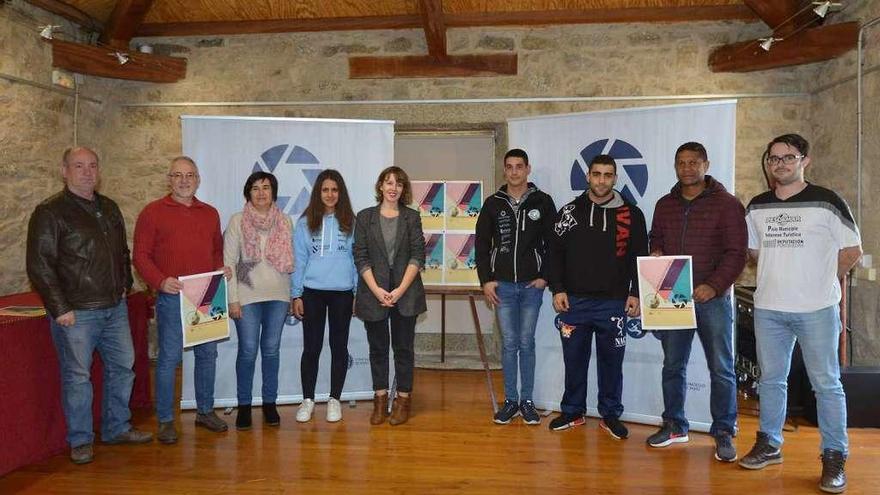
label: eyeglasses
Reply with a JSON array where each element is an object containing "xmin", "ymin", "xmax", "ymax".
[
  {"xmin": 168, "ymin": 172, "xmax": 198, "ymax": 180},
  {"xmin": 766, "ymin": 154, "xmax": 803, "ymax": 166}
]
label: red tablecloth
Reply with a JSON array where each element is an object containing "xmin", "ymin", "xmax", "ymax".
[{"xmin": 0, "ymin": 292, "xmax": 152, "ymax": 476}]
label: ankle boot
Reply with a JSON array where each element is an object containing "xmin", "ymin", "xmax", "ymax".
[
  {"xmin": 236, "ymin": 405, "xmax": 252, "ymax": 430},
  {"xmin": 263, "ymin": 403, "xmax": 280, "ymax": 426},
  {"xmin": 370, "ymin": 394, "xmax": 389, "ymax": 425},
  {"xmin": 389, "ymin": 394, "xmax": 411, "ymax": 426}
]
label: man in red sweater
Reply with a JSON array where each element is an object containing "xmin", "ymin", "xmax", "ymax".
[
  {"xmin": 645, "ymin": 142, "xmax": 747, "ymax": 462},
  {"xmin": 133, "ymin": 156, "xmax": 229, "ymax": 444}
]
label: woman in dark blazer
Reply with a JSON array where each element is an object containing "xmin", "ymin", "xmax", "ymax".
[{"xmin": 354, "ymin": 166, "xmax": 426, "ymax": 426}]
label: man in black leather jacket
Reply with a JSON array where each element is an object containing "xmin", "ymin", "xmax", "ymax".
[{"xmin": 26, "ymin": 147, "xmax": 152, "ymax": 465}]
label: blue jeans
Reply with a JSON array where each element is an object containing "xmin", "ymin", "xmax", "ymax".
[
  {"xmin": 49, "ymin": 300, "xmax": 134, "ymax": 447},
  {"xmin": 155, "ymin": 292, "xmax": 218, "ymax": 423},
  {"xmin": 658, "ymin": 296, "xmax": 737, "ymax": 436},
  {"xmin": 495, "ymin": 281, "xmax": 544, "ymax": 403},
  {"xmin": 754, "ymin": 305, "xmax": 847, "ymax": 454},
  {"xmin": 234, "ymin": 300, "xmax": 288, "ymax": 405}
]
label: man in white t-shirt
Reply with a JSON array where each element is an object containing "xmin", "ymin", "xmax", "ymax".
[{"xmin": 739, "ymin": 134, "xmax": 861, "ymax": 494}]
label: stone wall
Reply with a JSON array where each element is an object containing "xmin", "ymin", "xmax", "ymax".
[
  {"xmin": 0, "ymin": 0, "xmax": 110, "ymax": 295},
  {"xmin": 808, "ymin": 1, "xmax": 880, "ymax": 365}
]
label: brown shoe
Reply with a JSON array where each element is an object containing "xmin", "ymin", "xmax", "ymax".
[
  {"xmin": 370, "ymin": 393, "xmax": 389, "ymax": 425},
  {"xmin": 70, "ymin": 443, "xmax": 94, "ymax": 464},
  {"xmin": 195, "ymin": 412, "xmax": 229, "ymax": 432},
  {"xmin": 104, "ymin": 428, "xmax": 154, "ymax": 444},
  {"xmin": 157, "ymin": 421, "xmax": 178, "ymax": 444},
  {"xmin": 389, "ymin": 395, "xmax": 411, "ymax": 426}
]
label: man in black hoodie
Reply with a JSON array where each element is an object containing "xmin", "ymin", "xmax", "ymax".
[
  {"xmin": 475, "ymin": 148, "xmax": 557, "ymax": 425},
  {"xmin": 547, "ymin": 154, "xmax": 648, "ymax": 439}
]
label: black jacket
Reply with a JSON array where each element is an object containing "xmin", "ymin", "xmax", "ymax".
[
  {"xmin": 548, "ymin": 191, "xmax": 648, "ymax": 300},
  {"xmin": 26, "ymin": 189, "xmax": 133, "ymax": 318},
  {"xmin": 353, "ymin": 205, "xmax": 427, "ymax": 321},
  {"xmin": 475, "ymin": 183, "xmax": 557, "ymax": 285}
]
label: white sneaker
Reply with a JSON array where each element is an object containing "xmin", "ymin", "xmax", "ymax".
[
  {"xmin": 296, "ymin": 399, "xmax": 315, "ymax": 423},
  {"xmin": 326, "ymin": 398, "xmax": 342, "ymax": 423}
]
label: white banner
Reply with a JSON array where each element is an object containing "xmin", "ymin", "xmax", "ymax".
[
  {"xmin": 180, "ymin": 116, "xmax": 394, "ymax": 408},
  {"xmin": 508, "ymin": 101, "xmax": 737, "ymax": 431}
]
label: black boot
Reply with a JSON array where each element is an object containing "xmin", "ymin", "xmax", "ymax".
[
  {"xmin": 820, "ymin": 449, "xmax": 847, "ymax": 493},
  {"xmin": 236, "ymin": 405, "xmax": 252, "ymax": 431},
  {"xmin": 263, "ymin": 403, "xmax": 280, "ymax": 426}
]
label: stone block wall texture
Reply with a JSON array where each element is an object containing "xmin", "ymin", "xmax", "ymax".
[
  {"xmin": 807, "ymin": 0, "xmax": 880, "ymax": 365},
  {"xmin": 2, "ymin": 2, "xmax": 879, "ymax": 363},
  {"xmin": 0, "ymin": 1, "xmax": 111, "ymax": 294}
]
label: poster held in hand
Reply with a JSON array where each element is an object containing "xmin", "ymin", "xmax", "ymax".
[
  {"xmin": 636, "ymin": 255, "xmax": 696, "ymax": 330},
  {"xmin": 179, "ymin": 270, "xmax": 230, "ymax": 347}
]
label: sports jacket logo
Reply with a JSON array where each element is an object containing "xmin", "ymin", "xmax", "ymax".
[{"xmin": 554, "ymin": 204, "xmax": 578, "ymax": 236}]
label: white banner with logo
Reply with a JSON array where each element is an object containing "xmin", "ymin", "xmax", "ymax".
[
  {"xmin": 180, "ymin": 116, "xmax": 394, "ymax": 408},
  {"xmin": 508, "ymin": 101, "xmax": 737, "ymax": 431}
]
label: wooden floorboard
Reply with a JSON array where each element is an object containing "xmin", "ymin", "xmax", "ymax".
[{"xmin": 2, "ymin": 369, "xmax": 878, "ymax": 494}]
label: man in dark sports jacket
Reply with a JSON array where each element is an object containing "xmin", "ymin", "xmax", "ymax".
[
  {"xmin": 547, "ymin": 154, "xmax": 648, "ymax": 440},
  {"xmin": 475, "ymin": 148, "xmax": 557, "ymax": 425}
]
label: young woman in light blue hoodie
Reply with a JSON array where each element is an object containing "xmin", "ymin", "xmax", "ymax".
[{"xmin": 291, "ymin": 169, "xmax": 357, "ymax": 423}]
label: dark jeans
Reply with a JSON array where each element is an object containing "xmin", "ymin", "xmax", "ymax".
[
  {"xmin": 300, "ymin": 288, "xmax": 354, "ymax": 399},
  {"xmin": 364, "ymin": 307, "xmax": 416, "ymax": 393},
  {"xmin": 658, "ymin": 295, "xmax": 737, "ymax": 436},
  {"xmin": 557, "ymin": 297, "xmax": 626, "ymax": 419}
]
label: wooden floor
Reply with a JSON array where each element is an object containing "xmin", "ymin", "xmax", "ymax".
[{"xmin": 2, "ymin": 369, "xmax": 878, "ymax": 494}]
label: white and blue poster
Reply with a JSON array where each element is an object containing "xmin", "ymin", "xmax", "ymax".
[
  {"xmin": 180, "ymin": 115, "xmax": 394, "ymax": 408},
  {"xmin": 509, "ymin": 100, "xmax": 737, "ymax": 431}
]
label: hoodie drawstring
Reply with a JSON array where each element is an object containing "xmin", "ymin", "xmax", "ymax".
[
  {"xmin": 603, "ymin": 209, "xmax": 607, "ymax": 232},
  {"xmin": 320, "ymin": 216, "xmax": 325, "ymax": 257},
  {"xmin": 589, "ymin": 202, "xmax": 595, "ymax": 228}
]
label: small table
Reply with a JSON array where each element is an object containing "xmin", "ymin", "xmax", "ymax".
[
  {"xmin": 0, "ymin": 291, "xmax": 152, "ymax": 476},
  {"xmin": 423, "ymin": 285, "xmax": 498, "ymax": 413}
]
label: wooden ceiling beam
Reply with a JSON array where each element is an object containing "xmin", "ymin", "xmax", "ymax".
[
  {"xmin": 136, "ymin": 15, "xmax": 423, "ymax": 37},
  {"xmin": 50, "ymin": 38, "xmax": 187, "ymax": 83},
  {"xmin": 420, "ymin": 0, "xmax": 447, "ymax": 60},
  {"xmin": 24, "ymin": 0, "xmax": 104, "ymax": 31},
  {"xmin": 100, "ymin": 0, "xmax": 156, "ymax": 49},
  {"xmin": 708, "ymin": 21, "xmax": 858, "ymax": 73},
  {"xmin": 349, "ymin": 53, "xmax": 516, "ymax": 79},
  {"xmin": 135, "ymin": 6, "xmax": 757, "ymax": 37},
  {"xmin": 743, "ymin": 0, "xmax": 812, "ymax": 36}
]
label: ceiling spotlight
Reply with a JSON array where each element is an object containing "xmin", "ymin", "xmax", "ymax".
[
  {"xmin": 759, "ymin": 37, "xmax": 782, "ymax": 51},
  {"xmin": 112, "ymin": 51, "xmax": 130, "ymax": 65},
  {"xmin": 813, "ymin": 1, "xmax": 841, "ymax": 18},
  {"xmin": 39, "ymin": 25, "xmax": 60, "ymax": 40}
]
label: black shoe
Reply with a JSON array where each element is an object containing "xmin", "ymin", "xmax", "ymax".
[
  {"xmin": 646, "ymin": 421, "xmax": 689, "ymax": 448},
  {"xmin": 519, "ymin": 400, "xmax": 541, "ymax": 425},
  {"xmin": 738, "ymin": 431, "xmax": 783, "ymax": 470},
  {"xmin": 714, "ymin": 432, "xmax": 737, "ymax": 462},
  {"xmin": 493, "ymin": 400, "xmax": 521, "ymax": 424},
  {"xmin": 549, "ymin": 413, "xmax": 585, "ymax": 431},
  {"xmin": 236, "ymin": 405, "xmax": 252, "ymax": 430},
  {"xmin": 263, "ymin": 403, "xmax": 280, "ymax": 426},
  {"xmin": 819, "ymin": 449, "xmax": 847, "ymax": 493},
  {"xmin": 600, "ymin": 417, "xmax": 629, "ymax": 440}
]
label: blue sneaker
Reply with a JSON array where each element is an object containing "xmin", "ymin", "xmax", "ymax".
[
  {"xmin": 520, "ymin": 400, "xmax": 541, "ymax": 425},
  {"xmin": 493, "ymin": 400, "xmax": 520, "ymax": 424}
]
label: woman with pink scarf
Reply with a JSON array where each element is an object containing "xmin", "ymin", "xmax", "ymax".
[{"xmin": 223, "ymin": 171, "xmax": 294, "ymax": 430}]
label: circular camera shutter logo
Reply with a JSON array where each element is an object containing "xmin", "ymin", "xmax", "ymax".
[
  {"xmin": 252, "ymin": 144, "xmax": 323, "ymax": 217},
  {"xmin": 570, "ymin": 139, "xmax": 649, "ymax": 206}
]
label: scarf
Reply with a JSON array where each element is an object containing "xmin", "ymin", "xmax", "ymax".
[{"xmin": 240, "ymin": 202, "xmax": 293, "ymax": 274}]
